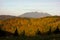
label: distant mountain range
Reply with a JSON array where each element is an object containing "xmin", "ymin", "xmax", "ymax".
[
  {"xmin": 0, "ymin": 12, "xmax": 51, "ymax": 20},
  {"xmin": 20, "ymin": 12, "xmax": 51, "ymax": 18}
]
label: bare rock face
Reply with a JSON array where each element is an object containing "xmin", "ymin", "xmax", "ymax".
[{"xmin": 20, "ymin": 12, "xmax": 51, "ymax": 18}]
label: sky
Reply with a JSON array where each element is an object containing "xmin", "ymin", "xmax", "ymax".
[{"xmin": 0, "ymin": 0, "xmax": 60, "ymax": 16}]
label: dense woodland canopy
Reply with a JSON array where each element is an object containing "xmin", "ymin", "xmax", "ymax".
[{"xmin": 0, "ymin": 16, "xmax": 60, "ymax": 36}]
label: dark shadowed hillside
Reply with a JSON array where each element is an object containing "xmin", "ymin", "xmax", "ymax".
[
  {"xmin": 0, "ymin": 15, "xmax": 16, "ymax": 20},
  {"xmin": 20, "ymin": 12, "xmax": 51, "ymax": 18}
]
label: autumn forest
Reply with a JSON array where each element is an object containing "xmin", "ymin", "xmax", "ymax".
[{"xmin": 0, "ymin": 16, "xmax": 60, "ymax": 37}]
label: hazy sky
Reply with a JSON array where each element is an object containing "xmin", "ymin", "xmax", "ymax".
[{"xmin": 0, "ymin": 0, "xmax": 60, "ymax": 16}]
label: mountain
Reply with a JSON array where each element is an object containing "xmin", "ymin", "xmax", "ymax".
[
  {"xmin": 19, "ymin": 12, "xmax": 51, "ymax": 18},
  {"xmin": 0, "ymin": 15, "xmax": 16, "ymax": 20}
]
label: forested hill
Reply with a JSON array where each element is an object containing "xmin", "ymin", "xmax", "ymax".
[{"xmin": 0, "ymin": 16, "xmax": 60, "ymax": 36}]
